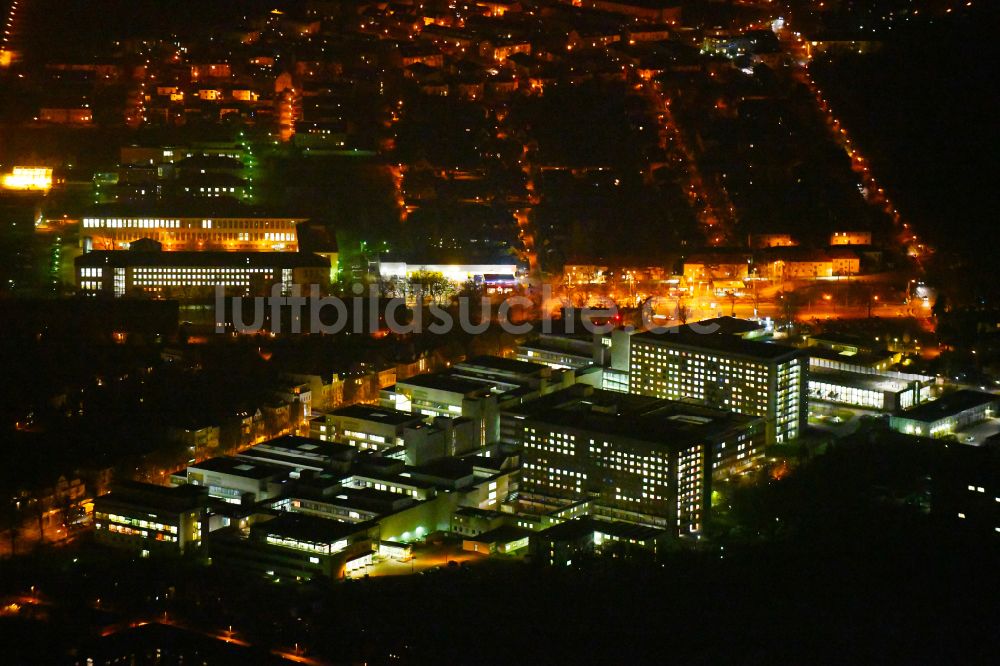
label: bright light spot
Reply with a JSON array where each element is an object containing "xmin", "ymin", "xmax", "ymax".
[{"xmin": 2, "ymin": 167, "xmax": 53, "ymax": 191}]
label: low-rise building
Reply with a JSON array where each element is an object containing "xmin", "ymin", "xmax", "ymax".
[
  {"xmin": 761, "ymin": 248, "xmax": 860, "ymax": 279},
  {"xmin": 683, "ymin": 253, "xmax": 751, "ymax": 284},
  {"xmin": 514, "ymin": 333, "xmax": 602, "ymax": 371},
  {"xmin": 462, "ymin": 525, "xmax": 532, "ymax": 555},
  {"xmin": 890, "ymin": 390, "xmax": 1000, "ymax": 438},
  {"xmin": 808, "ymin": 366, "xmax": 929, "ymax": 412},
  {"xmin": 181, "ymin": 457, "xmax": 290, "ymax": 505},
  {"xmin": 531, "ymin": 516, "xmax": 671, "ymax": 566},
  {"xmin": 210, "ymin": 512, "xmax": 376, "ymax": 581},
  {"xmin": 451, "ymin": 507, "xmax": 507, "ymax": 537},
  {"xmin": 94, "ymin": 482, "xmax": 209, "ymax": 556},
  {"xmin": 237, "ymin": 435, "xmax": 356, "ymax": 475},
  {"xmin": 382, "ymin": 372, "xmax": 499, "ymax": 448},
  {"xmin": 383, "ymin": 355, "xmax": 579, "ymax": 449},
  {"xmin": 310, "ymin": 404, "xmax": 476, "ymax": 464},
  {"xmin": 311, "ymin": 404, "xmax": 426, "ymax": 453},
  {"xmin": 830, "ymin": 231, "xmax": 873, "ymax": 246},
  {"xmin": 751, "ymin": 233, "xmax": 797, "ymax": 249},
  {"xmin": 375, "ymin": 260, "xmax": 521, "ymax": 285}
]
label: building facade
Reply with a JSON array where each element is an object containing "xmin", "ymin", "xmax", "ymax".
[
  {"xmin": 94, "ymin": 482, "xmax": 208, "ymax": 556},
  {"xmin": 889, "ymin": 390, "xmax": 999, "ymax": 439},
  {"xmin": 509, "ymin": 386, "xmax": 761, "ymax": 536},
  {"xmin": 76, "ymin": 246, "xmax": 330, "ymax": 298},
  {"xmin": 628, "ymin": 322, "xmax": 806, "ymax": 444},
  {"xmin": 78, "ymin": 212, "xmax": 304, "ymax": 252}
]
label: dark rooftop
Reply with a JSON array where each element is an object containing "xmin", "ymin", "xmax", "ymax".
[
  {"xmin": 896, "ymin": 390, "xmax": 999, "ymax": 423},
  {"xmin": 633, "ymin": 321, "xmax": 799, "ymax": 361},
  {"xmin": 457, "ymin": 355, "xmax": 549, "ymax": 375},
  {"xmin": 679, "ymin": 316, "xmax": 765, "ymax": 337},
  {"xmin": 395, "ymin": 372, "xmax": 493, "ymax": 396},
  {"xmin": 467, "ymin": 525, "xmax": 534, "ymax": 545},
  {"xmin": 252, "ymin": 435, "xmax": 355, "ymax": 459},
  {"xmin": 411, "ymin": 457, "xmax": 475, "ymax": 481},
  {"xmin": 328, "ymin": 404, "xmax": 426, "ymax": 426},
  {"xmin": 188, "ymin": 456, "xmax": 288, "ymax": 480},
  {"xmin": 506, "ymin": 386, "xmax": 761, "ymax": 447},
  {"xmin": 537, "ymin": 516, "xmax": 666, "ymax": 542},
  {"xmin": 82, "ymin": 200, "xmax": 305, "ymax": 219},
  {"xmin": 99, "ymin": 481, "xmax": 208, "ymax": 512},
  {"xmin": 77, "ymin": 250, "xmax": 328, "ymax": 269},
  {"xmin": 809, "ymin": 331, "xmax": 878, "ymax": 348},
  {"xmin": 254, "ymin": 512, "xmax": 369, "ymax": 544}
]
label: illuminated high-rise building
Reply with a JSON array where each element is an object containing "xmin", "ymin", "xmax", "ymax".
[
  {"xmin": 628, "ymin": 318, "xmax": 806, "ymax": 445},
  {"xmin": 509, "ymin": 385, "xmax": 764, "ymax": 536}
]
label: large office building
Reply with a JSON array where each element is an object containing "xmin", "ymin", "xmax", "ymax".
[
  {"xmin": 75, "ymin": 241, "xmax": 330, "ymax": 298},
  {"xmin": 508, "ymin": 385, "xmax": 764, "ymax": 536},
  {"xmin": 628, "ymin": 318, "xmax": 806, "ymax": 445},
  {"xmin": 76, "ymin": 203, "xmax": 305, "ymax": 252}
]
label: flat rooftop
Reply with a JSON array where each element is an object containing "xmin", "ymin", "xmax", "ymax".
[
  {"xmin": 76, "ymin": 251, "xmax": 327, "ymax": 269},
  {"xmin": 456, "ymin": 355, "xmax": 549, "ymax": 376},
  {"xmin": 255, "ymin": 512, "xmax": 369, "ymax": 544},
  {"xmin": 99, "ymin": 481, "xmax": 208, "ymax": 512},
  {"xmin": 250, "ymin": 435, "xmax": 355, "ymax": 458},
  {"xmin": 517, "ymin": 339, "xmax": 594, "ymax": 358},
  {"xmin": 327, "ymin": 404, "xmax": 425, "ymax": 426},
  {"xmin": 809, "ymin": 347, "xmax": 898, "ymax": 366},
  {"xmin": 81, "ymin": 200, "xmax": 304, "ymax": 220},
  {"xmin": 187, "ymin": 456, "xmax": 287, "ymax": 480},
  {"xmin": 896, "ymin": 390, "xmax": 999, "ymax": 423},
  {"xmin": 411, "ymin": 457, "xmax": 475, "ymax": 481},
  {"xmin": 394, "ymin": 372, "xmax": 493, "ymax": 396},
  {"xmin": 809, "ymin": 367, "xmax": 911, "ymax": 394},
  {"xmin": 330, "ymin": 486, "xmax": 414, "ymax": 506},
  {"xmin": 468, "ymin": 525, "xmax": 534, "ymax": 544},
  {"xmin": 538, "ymin": 516, "xmax": 666, "ymax": 542},
  {"xmin": 809, "ymin": 332, "xmax": 877, "ymax": 348},
  {"xmin": 349, "ymin": 471, "xmax": 438, "ymax": 490},
  {"xmin": 681, "ymin": 316, "xmax": 764, "ymax": 337},
  {"xmin": 454, "ymin": 507, "xmax": 505, "ymax": 520},
  {"xmin": 633, "ymin": 321, "xmax": 798, "ymax": 361},
  {"xmin": 506, "ymin": 386, "xmax": 761, "ymax": 447}
]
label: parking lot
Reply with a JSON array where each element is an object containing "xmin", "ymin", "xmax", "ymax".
[
  {"xmin": 350, "ymin": 541, "xmax": 488, "ymax": 578},
  {"xmin": 953, "ymin": 418, "xmax": 1000, "ymax": 446}
]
